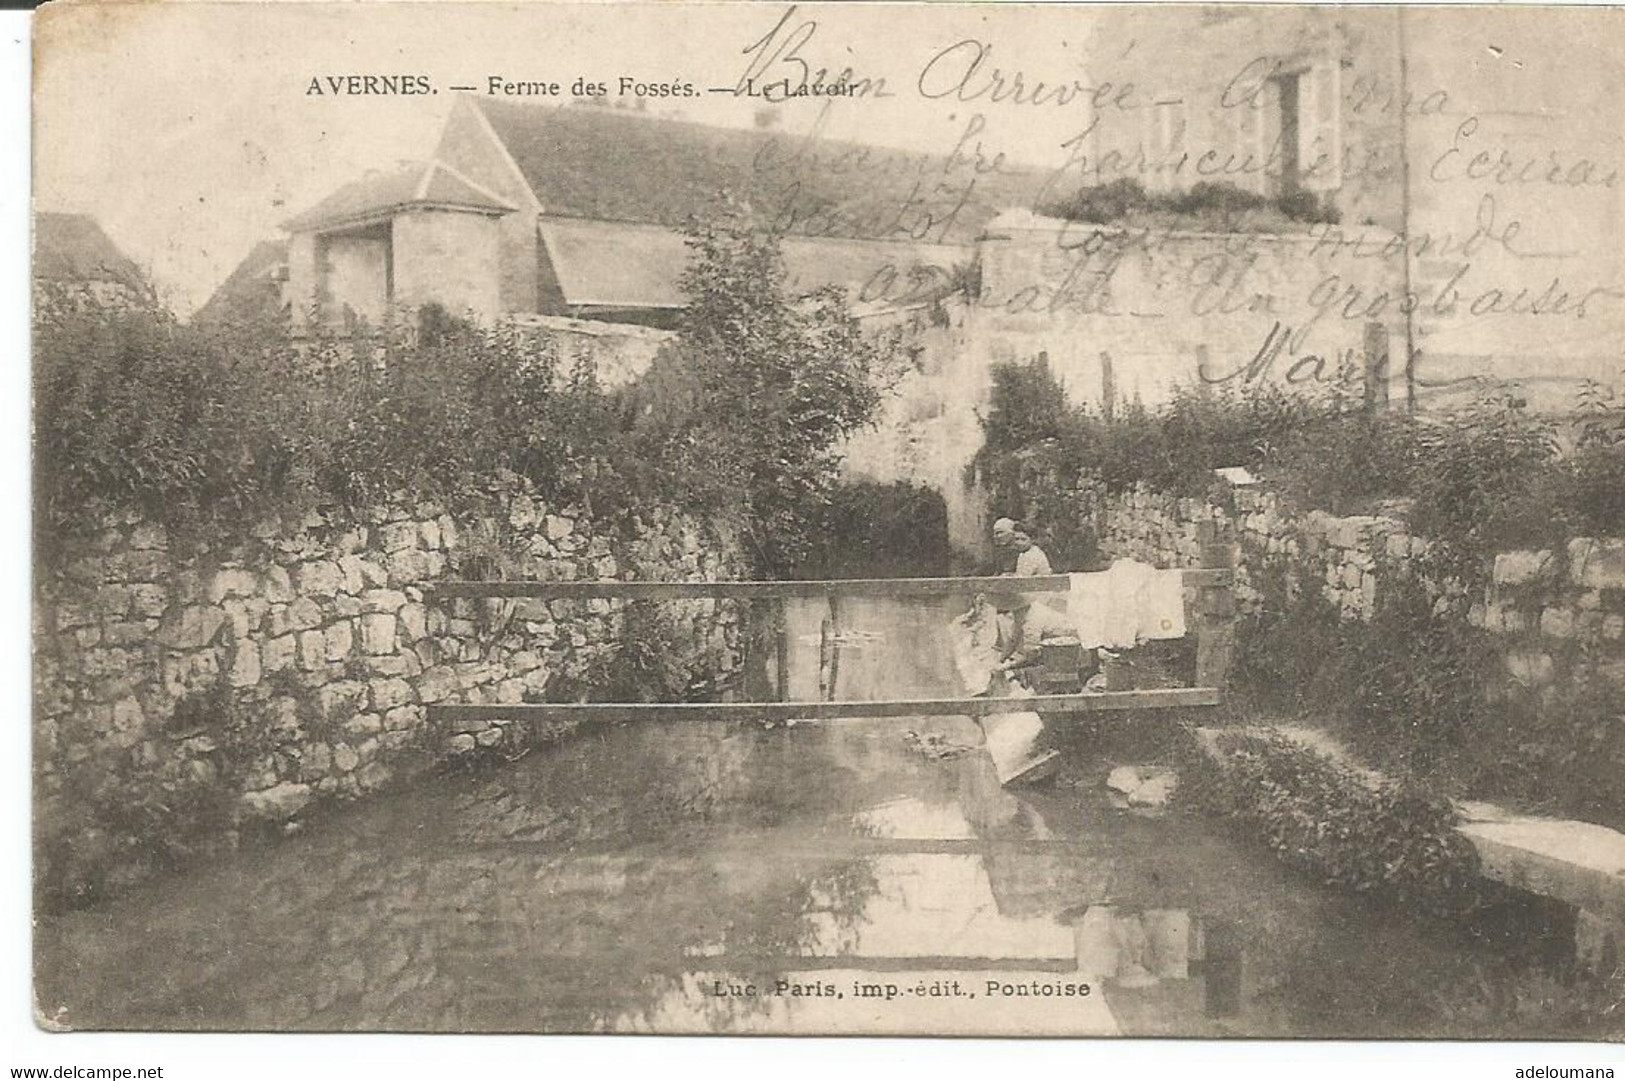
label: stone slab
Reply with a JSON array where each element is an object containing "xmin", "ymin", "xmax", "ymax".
[{"xmin": 1458, "ymin": 815, "xmax": 1625, "ymax": 925}]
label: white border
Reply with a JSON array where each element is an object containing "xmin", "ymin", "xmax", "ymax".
[{"xmin": 6, "ymin": 5, "xmax": 1623, "ymax": 1079}]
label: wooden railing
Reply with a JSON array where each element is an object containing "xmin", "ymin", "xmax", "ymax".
[
  {"xmin": 424, "ymin": 570, "xmax": 1232, "ymax": 600},
  {"xmin": 424, "ymin": 525, "xmax": 1239, "ymax": 725}
]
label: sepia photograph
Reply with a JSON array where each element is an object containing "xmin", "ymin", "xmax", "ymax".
[{"xmin": 21, "ymin": 0, "xmax": 1625, "ymax": 1057}]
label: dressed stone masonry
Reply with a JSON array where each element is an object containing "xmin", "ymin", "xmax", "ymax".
[{"xmin": 35, "ymin": 479, "xmax": 745, "ymax": 903}]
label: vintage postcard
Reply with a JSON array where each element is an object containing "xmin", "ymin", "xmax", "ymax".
[{"xmin": 28, "ymin": 0, "xmax": 1625, "ymax": 1047}]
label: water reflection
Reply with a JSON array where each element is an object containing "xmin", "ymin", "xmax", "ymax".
[{"xmin": 34, "ymin": 598, "xmax": 1586, "ymax": 1037}]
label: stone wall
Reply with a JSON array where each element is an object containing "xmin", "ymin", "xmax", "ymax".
[
  {"xmin": 34, "ymin": 480, "xmax": 746, "ymax": 905},
  {"xmin": 1400, "ymin": 8, "xmax": 1625, "ymax": 415},
  {"xmin": 1091, "ymin": 481, "xmax": 1625, "ymax": 710},
  {"xmin": 319, "ymin": 228, "xmax": 391, "ymax": 327},
  {"xmin": 502, "ymin": 313, "xmax": 676, "ymax": 388}
]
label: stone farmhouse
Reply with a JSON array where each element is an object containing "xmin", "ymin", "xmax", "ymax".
[
  {"xmin": 204, "ymin": 6, "xmax": 1621, "ymax": 421},
  {"xmin": 251, "ymin": 96, "xmax": 1020, "ymax": 334}
]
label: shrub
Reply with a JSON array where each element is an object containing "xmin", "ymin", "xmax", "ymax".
[
  {"xmin": 1230, "ymin": 554, "xmax": 1625, "ymax": 830},
  {"xmin": 34, "ymin": 306, "xmax": 270, "ymax": 544},
  {"xmin": 1340, "ymin": 575, "xmax": 1498, "ymax": 778},
  {"xmin": 1036, "ymin": 177, "xmax": 1340, "ymax": 231},
  {"xmin": 1568, "ymin": 377, "xmax": 1625, "ymax": 537},
  {"xmin": 973, "ymin": 357, "xmax": 1603, "ymax": 575},
  {"xmin": 1403, "ymin": 395, "xmax": 1562, "ymax": 577},
  {"xmin": 974, "ymin": 361, "xmax": 1331, "ymax": 502},
  {"xmin": 1039, "ymin": 178, "xmax": 1152, "ymax": 224},
  {"xmin": 1264, "ymin": 406, "xmax": 1420, "ymax": 515},
  {"xmin": 1230, "ymin": 556, "xmax": 1354, "ymax": 715},
  {"xmin": 582, "ymin": 600, "xmax": 728, "ymax": 704},
  {"xmin": 1186, "ymin": 730, "xmax": 1483, "ymax": 918},
  {"xmin": 35, "ymin": 217, "xmax": 901, "ymax": 579},
  {"xmin": 1566, "ymin": 442, "xmax": 1625, "ymax": 537},
  {"xmin": 33, "ymin": 306, "xmax": 613, "ymax": 553},
  {"xmin": 623, "ymin": 218, "xmax": 903, "ymax": 575}
]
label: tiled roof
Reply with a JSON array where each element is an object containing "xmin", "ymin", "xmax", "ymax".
[
  {"xmin": 193, "ymin": 238, "xmax": 287, "ymax": 328},
  {"xmin": 283, "ymin": 161, "xmax": 516, "ymax": 232},
  {"xmin": 475, "ymin": 98, "xmax": 1039, "ymax": 245},
  {"xmin": 33, "ymin": 212, "xmax": 149, "ymax": 290},
  {"xmin": 539, "ymin": 215, "xmax": 970, "ymax": 310}
]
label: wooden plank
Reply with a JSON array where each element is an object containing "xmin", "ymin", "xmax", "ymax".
[
  {"xmin": 773, "ymin": 598, "xmax": 790, "ymax": 703},
  {"xmin": 473, "ymin": 836, "xmax": 1121, "ymax": 858},
  {"xmin": 820, "ymin": 593, "xmax": 843, "ymax": 702},
  {"xmin": 427, "ymin": 569, "xmax": 1232, "ymax": 601},
  {"xmin": 1194, "ymin": 522, "xmax": 1239, "ymax": 691},
  {"xmin": 1364, "ymin": 320, "xmax": 1391, "ymax": 413},
  {"xmin": 1100, "ymin": 350, "xmax": 1116, "ymax": 421},
  {"xmin": 676, "ymin": 955, "xmax": 1080, "ymax": 974},
  {"xmin": 430, "ymin": 687, "xmax": 1220, "ymax": 726}
]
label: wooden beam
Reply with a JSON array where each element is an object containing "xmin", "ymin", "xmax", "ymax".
[
  {"xmin": 427, "ymin": 570, "xmax": 1232, "ymax": 601},
  {"xmin": 1195, "ymin": 522, "xmax": 1239, "ymax": 691},
  {"xmin": 1364, "ymin": 319, "xmax": 1391, "ymax": 413},
  {"xmin": 1100, "ymin": 350, "xmax": 1116, "ymax": 421},
  {"xmin": 773, "ymin": 598, "xmax": 790, "ymax": 703},
  {"xmin": 472, "ymin": 837, "xmax": 1120, "ymax": 858},
  {"xmin": 673, "ymin": 955, "xmax": 1081, "ymax": 974},
  {"xmin": 430, "ymin": 687, "xmax": 1220, "ymax": 726}
]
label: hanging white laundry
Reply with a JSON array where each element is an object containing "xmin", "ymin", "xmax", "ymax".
[
  {"xmin": 1104, "ymin": 559, "xmax": 1153, "ymax": 647},
  {"xmin": 1138, "ymin": 567, "xmax": 1187, "ymax": 641},
  {"xmin": 1067, "ymin": 561, "xmax": 1188, "ymax": 648},
  {"xmin": 1065, "ymin": 571, "xmax": 1113, "ymax": 649}
]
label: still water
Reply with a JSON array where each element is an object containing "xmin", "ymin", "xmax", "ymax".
[{"xmin": 36, "ymin": 598, "xmax": 1576, "ymax": 1036}]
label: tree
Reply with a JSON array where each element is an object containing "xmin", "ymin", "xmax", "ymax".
[{"xmin": 628, "ymin": 216, "xmax": 902, "ymax": 575}]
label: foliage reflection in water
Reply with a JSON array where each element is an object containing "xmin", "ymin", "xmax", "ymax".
[{"xmin": 35, "ymin": 599, "xmax": 1615, "ymax": 1037}]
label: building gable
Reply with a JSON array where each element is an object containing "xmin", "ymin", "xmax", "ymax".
[{"xmin": 193, "ymin": 238, "xmax": 289, "ymax": 329}]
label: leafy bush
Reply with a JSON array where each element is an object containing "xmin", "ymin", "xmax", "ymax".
[
  {"xmin": 1565, "ymin": 442, "xmax": 1625, "ymax": 537},
  {"xmin": 1567, "ymin": 377, "xmax": 1625, "ymax": 537},
  {"xmin": 1264, "ymin": 407, "xmax": 1420, "ymax": 515},
  {"xmin": 1037, "ymin": 178, "xmax": 1339, "ymax": 231},
  {"xmin": 1484, "ymin": 645, "xmax": 1625, "ymax": 827},
  {"xmin": 34, "ymin": 306, "xmax": 615, "ymax": 552},
  {"xmin": 1341, "ymin": 576, "xmax": 1499, "ymax": 778},
  {"xmin": 1231, "ymin": 556, "xmax": 1625, "ymax": 829},
  {"xmin": 974, "ymin": 356, "xmax": 1608, "ymax": 577},
  {"xmin": 621, "ymin": 218, "xmax": 902, "ymax": 575},
  {"xmin": 1230, "ymin": 557, "xmax": 1354, "ymax": 715},
  {"xmin": 34, "ymin": 305, "xmax": 270, "ymax": 541},
  {"xmin": 35, "ymin": 218, "xmax": 900, "ymax": 579},
  {"xmin": 580, "ymin": 600, "xmax": 731, "ymax": 704},
  {"xmin": 1186, "ymin": 730, "xmax": 1483, "ymax": 918},
  {"xmin": 975, "ymin": 360, "xmax": 1336, "ymax": 500},
  {"xmin": 1403, "ymin": 397, "xmax": 1562, "ymax": 575}
]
